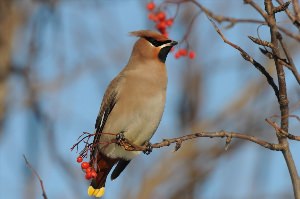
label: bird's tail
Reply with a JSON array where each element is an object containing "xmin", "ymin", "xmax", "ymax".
[{"xmin": 88, "ymin": 154, "xmax": 117, "ymax": 198}]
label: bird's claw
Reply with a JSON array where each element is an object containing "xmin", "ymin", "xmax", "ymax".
[
  {"xmin": 143, "ymin": 142, "xmax": 153, "ymax": 155},
  {"xmin": 116, "ymin": 132, "xmax": 125, "ymax": 145}
]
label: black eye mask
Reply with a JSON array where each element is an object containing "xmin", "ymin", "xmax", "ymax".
[
  {"xmin": 144, "ymin": 37, "xmax": 172, "ymax": 47},
  {"xmin": 158, "ymin": 46, "xmax": 172, "ymax": 63}
]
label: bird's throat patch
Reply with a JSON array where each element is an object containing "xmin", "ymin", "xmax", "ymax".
[{"xmin": 158, "ymin": 46, "xmax": 172, "ymax": 63}]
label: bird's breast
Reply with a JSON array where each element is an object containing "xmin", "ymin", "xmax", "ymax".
[
  {"xmin": 114, "ymin": 84, "xmax": 166, "ymax": 143},
  {"xmin": 99, "ymin": 72, "xmax": 167, "ymax": 159}
]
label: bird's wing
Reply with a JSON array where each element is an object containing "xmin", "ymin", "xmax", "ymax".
[{"xmin": 90, "ymin": 76, "xmax": 122, "ymax": 161}]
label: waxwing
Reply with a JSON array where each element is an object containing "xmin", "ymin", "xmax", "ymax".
[{"xmin": 87, "ymin": 30, "xmax": 177, "ymax": 197}]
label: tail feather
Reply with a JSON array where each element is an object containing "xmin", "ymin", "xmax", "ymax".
[
  {"xmin": 111, "ymin": 160, "xmax": 131, "ymax": 180},
  {"xmin": 88, "ymin": 186, "xmax": 105, "ymax": 198},
  {"xmin": 88, "ymin": 153, "xmax": 117, "ymax": 198}
]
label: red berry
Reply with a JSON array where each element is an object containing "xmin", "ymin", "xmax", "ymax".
[
  {"xmin": 76, "ymin": 156, "xmax": 83, "ymax": 163},
  {"xmin": 147, "ymin": 2, "xmax": 155, "ymax": 11},
  {"xmin": 166, "ymin": 18, "xmax": 174, "ymax": 26},
  {"xmin": 175, "ymin": 52, "xmax": 181, "ymax": 59},
  {"xmin": 86, "ymin": 167, "xmax": 93, "ymax": 173},
  {"xmin": 148, "ymin": 13, "xmax": 157, "ymax": 21},
  {"xmin": 189, "ymin": 51, "xmax": 196, "ymax": 59},
  {"xmin": 156, "ymin": 11, "xmax": 166, "ymax": 21},
  {"xmin": 156, "ymin": 21, "xmax": 166, "ymax": 30},
  {"xmin": 91, "ymin": 171, "xmax": 97, "ymax": 178},
  {"xmin": 85, "ymin": 172, "xmax": 92, "ymax": 180},
  {"xmin": 81, "ymin": 162, "xmax": 90, "ymax": 169},
  {"xmin": 170, "ymin": 47, "xmax": 175, "ymax": 52},
  {"xmin": 178, "ymin": 49, "xmax": 187, "ymax": 56}
]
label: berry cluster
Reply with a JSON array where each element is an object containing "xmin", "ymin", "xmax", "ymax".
[
  {"xmin": 77, "ymin": 156, "xmax": 97, "ymax": 180},
  {"xmin": 146, "ymin": 2, "xmax": 173, "ymax": 38},
  {"xmin": 174, "ymin": 48, "xmax": 196, "ymax": 59},
  {"xmin": 146, "ymin": 2, "xmax": 196, "ymax": 60}
]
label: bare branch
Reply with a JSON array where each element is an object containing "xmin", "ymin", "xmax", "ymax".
[
  {"xmin": 264, "ymin": 0, "xmax": 300, "ymax": 198},
  {"xmin": 259, "ymin": 47, "xmax": 294, "ymax": 71},
  {"xmin": 292, "ymin": 0, "xmax": 300, "ymax": 24},
  {"xmin": 265, "ymin": 0, "xmax": 289, "ymax": 134},
  {"xmin": 188, "ymin": 0, "xmax": 300, "ymax": 41},
  {"xmin": 244, "ymin": 0, "xmax": 268, "ymax": 20},
  {"xmin": 273, "ymin": 1, "xmax": 291, "ymax": 14},
  {"xmin": 276, "ymin": 0, "xmax": 300, "ymax": 30},
  {"xmin": 23, "ymin": 155, "xmax": 48, "ymax": 199},
  {"xmin": 208, "ymin": 18, "xmax": 280, "ymax": 101},
  {"xmin": 248, "ymin": 36, "xmax": 275, "ymax": 48},
  {"xmin": 277, "ymin": 26, "xmax": 300, "ymax": 42},
  {"xmin": 276, "ymin": 32, "xmax": 300, "ymax": 85},
  {"xmin": 266, "ymin": 119, "xmax": 300, "ymax": 141},
  {"xmin": 271, "ymin": 114, "xmax": 300, "ymax": 122},
  {"xmin": 116, "ymin": 131, "xmax": 285, "ymax": 152}
]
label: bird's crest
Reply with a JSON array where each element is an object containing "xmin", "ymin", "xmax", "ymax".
[{"xmin": 130, "ymin": 30, "xmax": 168, "ymax": 41}]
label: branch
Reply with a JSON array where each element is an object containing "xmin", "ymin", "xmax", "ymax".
[
  {"xmin": 259, "ymin": 47, "xmax": 294, "ymax": 71},
  {"xmin": 244, "ymin": 0, "xmax": 268, "ymax": 20},
  {"xmin": 266, "ymin": 118, "xmax": 300, "ymax": 141},
  {"xmin": 276, "ymin": 32, "xmax": 300, "ymax": 85},
  {"xmin": 189, "ymin": 0, "xmax": 264, "ymax": 24},
  {"xmin": 248, "ymin": 36, "xmax": 274, "ymax": 48},
  {"xmin": 271, "ymin": 114, "xmax": 300, "ymax": 122},
  {"xmin": 273, "ymin": 1, "xmax": 290, "ymax": 14},
  {"xmin": 265, "ymin": 0, "xmax": 289, "ymax": 136},
  {"xmin": 277, "ymin": 26, "xmax": 300, "ymax": 42},
  {"xmin": 188, "ymin": 0, "xmax": 300, "ymax": 42},
  {"xmin": 276, "ymin": 0, "xmax": 300, "ymax": 29},
  {"xmin": 264, "ymin": 1, "xmax": 300, "ymax": 198},
  {"xmin": 292, "ymin": 0, "xmax": 300, "ymax": 25},
  {"xmin": 117, "ymin": 131, "xmax": 285, "ymax": 152},
  {"xmin": 208, "ymin": 18, "xmax": 280, "ymax": 101},
  {"xmin": 23, "ymin": 155, "xmax": 48, "ymax": 199}
]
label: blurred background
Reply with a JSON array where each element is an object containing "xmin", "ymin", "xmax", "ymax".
[{"xmin": 0, "ymin": 0, "xmax": 299, "ymax": 199}]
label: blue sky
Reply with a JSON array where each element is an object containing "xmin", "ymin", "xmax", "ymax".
[{"xmin": 0, "ymin": 1, "xmax": 299, "ymax": 199}]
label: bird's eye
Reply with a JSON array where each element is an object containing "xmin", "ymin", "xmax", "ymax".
[{"xmin": 145, "ymin": 37, "xmax": 172, "ymax": 47}]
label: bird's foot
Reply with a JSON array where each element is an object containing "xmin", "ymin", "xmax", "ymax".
[
  {"xmin": 143, "ymin": 142, "xmax": 153, "ymax": 155},
  {"xmin": 115, "ymin": 132, "xmax": 125, "ymax": 145}
]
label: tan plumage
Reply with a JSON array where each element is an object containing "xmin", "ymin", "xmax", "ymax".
[{"xmin": 87, "ymin": 30, "xmax": 177, "ymax": 197}]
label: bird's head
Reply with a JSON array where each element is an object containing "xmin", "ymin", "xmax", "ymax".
[{"xmin": 130, "ymin": 30, "xmax": 178, "ymax": 63}]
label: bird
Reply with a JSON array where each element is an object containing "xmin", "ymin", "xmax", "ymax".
[{"xmin": 87, "ymin": 30, "xmax": 177, "ymax": 197}]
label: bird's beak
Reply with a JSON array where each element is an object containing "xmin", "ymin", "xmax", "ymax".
[{"xmin": 170, "ymin": 40, "xmax": 178, "ymax": 46}]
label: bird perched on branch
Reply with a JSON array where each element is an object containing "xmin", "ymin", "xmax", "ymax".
[{"xmin": 87, "ymin": 30, "xmax": 177, "ymax": 197}]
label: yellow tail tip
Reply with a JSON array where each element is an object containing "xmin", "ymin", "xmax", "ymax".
[{"xmin": 88, "ymin": 186, "xmax": 105, "ymax": 198}]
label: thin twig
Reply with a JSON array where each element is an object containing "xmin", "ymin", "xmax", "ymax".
[
  {"xmin": 277, "ymin": 26, "xmax": 300, "ymax": 42},
  {"xmin": 23, "ymin": 155, "xmax": 48, "ymax": 199},
  {"xmin": 259, "ymin": 47, "xmax": 294, "ymax": 71},
  {"xmin": 271, "ymin": 114, "xmax": 300, "ymax": 122},
  {"xmin": 266, "ymin": 118, "xmax": 300, "ymax": 141},
  {"xmin": 277, "ymin": 32, "xmax": 300, "ymax": 85},
  {"xmin": 276, "ymin": 0, "xmax": 300, "ymax": 30},
  {"xmin": 248, "ymin": 36, "xmax": 275, "ymax": 48},
  {"xmin": 273, "ymin": 1, "xmax": 291, "ymax": 14},
  {"xmin": 189, "ymin": 0, "xmax": 265, "ymax": 25},
  {"xmin": 188, "ymin": 0, "xmax": 300, "ymax": 41},
  {"xmin": 208, "ymin": 18, "xmax": 280, "ymax": 101},
  {"xmin": 180, "ymin": 11, "xmax": 201, "ymax": 47},
  {"xmin": 244, "ymin": 0, "xmax": 269, "ymax": 20},
  {"xmin": 292, "ymin": 0, "xmax": 300, "ymax": 24}
]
